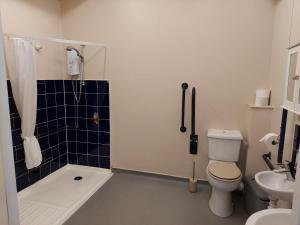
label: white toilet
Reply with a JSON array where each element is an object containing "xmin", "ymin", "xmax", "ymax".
[{"xmin": 206, "ymin": 129, "xmax": 243, "ymax": 218}]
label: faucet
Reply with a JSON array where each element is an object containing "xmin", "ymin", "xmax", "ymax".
[{"xmin": 274, "ymin": 161, "xmax": 296, "ymax": 181}]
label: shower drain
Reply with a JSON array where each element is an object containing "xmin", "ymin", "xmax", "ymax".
[{"xmin": 74, "ymin": 176, "xmax": 83, "ymax": 181}]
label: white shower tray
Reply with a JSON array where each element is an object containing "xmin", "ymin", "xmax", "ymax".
[{"xmin": 18, "ymin": 164, "xmax": 113, "ymax": 225}]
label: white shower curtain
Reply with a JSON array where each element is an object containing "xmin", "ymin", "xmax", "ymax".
[{"xmin": 5, "ymin": 38, "xmax": 42, "ymax": 169}]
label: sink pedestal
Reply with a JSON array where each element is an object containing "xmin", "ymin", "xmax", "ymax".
[{"xmin": 268, "ymin": 197, "xmax": 278, "ymax": 209}]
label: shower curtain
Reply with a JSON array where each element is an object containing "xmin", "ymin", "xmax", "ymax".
[{"xmin": 5, "ymin": 38, "xmax": 42, "ymax": 169}]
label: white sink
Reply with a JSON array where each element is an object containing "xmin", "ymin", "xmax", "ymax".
[
  {"xmin": 246, "ymin": 209, "xmax": 292, "ymax": 225},
  {"xmin": 255, "ymin": 171, "xmax": 294, "ymax": 202}
]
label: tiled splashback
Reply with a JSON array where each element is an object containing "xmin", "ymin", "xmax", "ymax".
[{"xmin": 7, "ymin": 80, "xmax": 110, "ymax": 192}]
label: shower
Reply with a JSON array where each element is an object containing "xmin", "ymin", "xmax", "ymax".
[
  {"xmin": 66, "ymin": 46, "xmax": 85, "ymax": 103},
  {"xmin": 66, "ymin": 46, "xmax": 85, "ymax": 128}
]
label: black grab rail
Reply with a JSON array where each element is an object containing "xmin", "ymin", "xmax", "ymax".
[
  {"xmin": 180, "ymin": 83, "xmax": 188, "ymax": 133},
  {"xmin": 190, "ymin": 87, "xmax": 198, "ymax": 155}
]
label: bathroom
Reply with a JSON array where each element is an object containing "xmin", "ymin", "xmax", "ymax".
[{"xmin": 0, "ymin": 0, "xmax": 300, "ymax": 224}]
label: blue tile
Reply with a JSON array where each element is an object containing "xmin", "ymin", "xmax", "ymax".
[
  {"xmin": 43, "ymin": 149, "xmax": 52, "ymax": 162},
  {"xmin": 12, "ymin": 132, "xmax": 22, "ymax": 146},
  {"xmin": 48, "ymin": 120, "xmax": 58, "ymax": 133},
  {"xmin": 77, "ymin": 130, "xmax": 88, "ymax": 143},
  {"xmin": 59, "ymin": 154, "xmax": 68, "ymax": 167},
  {"xmin": 49, "ymin": 133, "xmax": 58, "ymax": 147},
  {"xmin": 65, "ymin": 93, "xmax": 75, "ymax": 105},
  {"xmin": 86, "ymin": 94, "xmax": 98, "ymax": 106},
  {"xmin": 88, "ymin": 131, "xmax": 99, "ymax": 144},
  {"xmin": 66, "ymin": 117, "xmax": 77, "ymax": 128},
  {"xmin": 77, "ymin": 142, "xmax": 88, "ymax": 154},
  {"xmin": 37, "ymin": 82, "xmax": 46, "ymax": 95},
  {"xmin": 46, "ymin": 94, "xmax": 56, "ymax": 107},
  {"xmin": 77, "ymin": 118, "xmax": 87, "ymax": 130},
  {"xmin": 88, "ymin": 143, "xmax": 99, "ymax": 155},
  {"xmin": 37, "ymin": 125, "xmax": 48, "ymax": 137},
  {"xmin": 68, "ymin": 142, "xmax": 77, "ymax": 153},
  {"xmin": 51, "ymin": 160, "xmax": 59, "ymax": 173},
  {"xmin": 15, "ymin": 161, "xmax": 27, "ymax": 177},
  {"xmin": 47, "ymin": 107, "xmax": 57, "ymax": 121},
  {"xmin": 41, "ymin": 162, "xmax": 51, "ymax": 179},
  {"xmin": 7, "ymin": 81, "xmax": 13, "ymax": 97},
  {"xmin": 77, "ymin": 155, "xmax": 88, "ymax": 166},
  {"xmin": 99, "ymin": 132, "xmax": 110, "ymax": 145},
  {"xmin": 37, "ymin": 94, "xmax": 46, "ymax": 109},
  {"xmin": 55, "ymin": 80, "xmax": 64, "ymax": 93},
  {"xmin": 57, "ymin": 118, "xmax": 65, "ymax": 129},
  {"xmin": 56, "ymin": 93, "xmax": 65, "ymax": 106},
  {"xmin": 16, "ymin": 148, "xmax": 25, "ymax": 161},
  {"xmin": 64, "ymin": 80, "xmax": 73, "ymax": 93},
  {"xmin": 67, "ymin": 129, "xmax": 77, "ymax": 142},
  {"xmin": 58, "ymin": 142, "xmax": 67, "ymax": 155},
  {"xmin": 17, "ymin": 174, "xmax": 29, "ymax": 192},
  {"xmin": 99, "ymin": 120, "xmax": 110, "ymax": 132},
  {"xmin": 98, "ymin": 107, "xmax": 110, "ymax": 119},
  {"xmin": 85, "ymin": 81, "xmax": 98, "ymax": 94},
  {"xmin": 66, "ymin": 105, "xmax": 76, "ymax": 118},
  {"xmin": 88, "ymin": 155, "xmax": 99, "ymax": 167},
  {"xmin": 87, "ymin": 106, "xmax": 98, "ymax": 119},
  {"xmin": 98, "ymin": 81, "xmax": 109, "ymax": 94},
  {"xmin": 38, "ymin": 136, "xmax": 49, "ymax": 150},
  {"xmin": 36, "ymin": 109, "xmax": 47, "ymax": 124},
  {"xmin": 68, "ymin": 153, "xmax": 77, "ymax": 164},
  {"xmin": 78, "ymin": 106, "xmax": 87, "ymax": 118},
  {"xmin": 13, "ymin": 117, "xmax": 21, "ymax": 129},
  {"xmin": 99, "ymin": 144, "xmax": 110, "ymax": 157},
  {"xmin": 98, "ymin": 94, "xmax": 109, "ymax": 106},
  {"xmin": 58, "ymin": 130, "xmax": 66, "ymax": 143},
  {"xmin": 78, "ymin": 93, "xmax": 86, "ymax": 106},
  {"xmin": 52, "ymin": 147, "xmax": 59, "ymax": 159},
  {"xmin": 45, "ymin": 80, "xmax": 56, "ymax": 94},
  {"xmin": 100, "ymin": 157, "xmax": 110, "ymax": 169},
  {"xmin": 29, "ymin": 168, "xmax": 41, "ymax": 185},
  {"xmin": 9, "ymin": 98, "xmax": 18, "ymax": 114},
  {"xmin": 57, "ymin": 106, "xmax": 65, "ymax": 118}
]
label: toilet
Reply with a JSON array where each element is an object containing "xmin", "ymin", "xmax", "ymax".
[{"xmin": 206, "ymin": 129, "xmax": 243, "ymax": 218}]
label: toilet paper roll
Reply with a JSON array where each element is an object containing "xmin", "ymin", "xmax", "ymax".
[{"xmin": 259, "ymin": 133, "xmax": 278, "ymax": 151}]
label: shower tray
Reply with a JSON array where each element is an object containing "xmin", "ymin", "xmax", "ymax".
[{"xmin": 18, "ymin": 164, "xmax": 113, "ymax": 225}]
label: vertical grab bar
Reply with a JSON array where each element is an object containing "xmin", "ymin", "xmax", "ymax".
[
  {"xmin": 190, "ymin": 87, "xmax": 198, "ymax": 155},
  {"xmin": 278, "ymin": 108, "xmax": 288, "ymax": 164},
  {"xmin": 180, "ymin": 83, "xmax": 188, "ymax": 133}
]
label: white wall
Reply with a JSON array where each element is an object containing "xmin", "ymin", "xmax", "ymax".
[
  {"xmin": 61, "ymin": 0, "xmax": 276, "ymax": 180},
  {"xmin": 0, "ymin": 0, "xmax": 66, "ymax": 80}
]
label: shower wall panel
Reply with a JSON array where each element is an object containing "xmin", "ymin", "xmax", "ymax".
[{"xmin": 7, "ymin": 80, "xmax": 110, "ymax": 192}]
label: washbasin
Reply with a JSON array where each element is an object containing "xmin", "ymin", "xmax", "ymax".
[
  {"xmin": 246, "ymin": 209, "xmax": 292, "ymax": 225},
  {"xmin": 255, "ymin": 171, "xmax": 294, "ymax": 202}
]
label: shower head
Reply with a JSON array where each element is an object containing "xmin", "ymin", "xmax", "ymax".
[{"xmin": 66, "ymin": 47, "xmax": 84, "ymax": 62}]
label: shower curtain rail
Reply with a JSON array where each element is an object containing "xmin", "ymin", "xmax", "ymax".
[{"xmin": 4, "ymin": 33, "xmax": 107, "ymax": 48}]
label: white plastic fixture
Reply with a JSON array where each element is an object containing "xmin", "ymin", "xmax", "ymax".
[
  {"xmin": 255, "ymin": 170, "xmax": 294, "ymax": 207},
  {"xmin": 245, "ymin": 209, "xmax": 292, "ymax": 225},
  {"xmin": 207, "ymin": 129, "xmax": 243, "ymax": 162},
  {"xmin": 206, "ymin": 129, "xmax": 243, "ymax": 217}
]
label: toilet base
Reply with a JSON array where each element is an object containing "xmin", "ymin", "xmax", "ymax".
[{"xmin": 209, "ymin": 187, "xmax": 233, "ymax": 217}]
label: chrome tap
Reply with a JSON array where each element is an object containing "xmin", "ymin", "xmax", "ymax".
[{"xmin": 274, "ymin": 161, "xmax": 296, "ymax": 182}]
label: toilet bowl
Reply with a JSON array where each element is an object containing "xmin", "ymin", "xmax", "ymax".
[{"xmin": 206, "ymin": 160, "xmax": 242, "ymax": 217}]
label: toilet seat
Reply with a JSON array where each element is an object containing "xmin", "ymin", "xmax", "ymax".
[{"xmin": 208, "ymin": 161, "xmax": 241, "ymax": 181}]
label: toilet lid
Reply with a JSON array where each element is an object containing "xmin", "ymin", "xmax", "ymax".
[{"xmin": 208, "ymin": 161, "xmax": 241, "ymax": 181}]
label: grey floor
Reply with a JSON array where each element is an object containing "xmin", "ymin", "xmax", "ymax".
[{"xmin": 64, "ymin": 172, "xmax": 249, "ymax": 225}]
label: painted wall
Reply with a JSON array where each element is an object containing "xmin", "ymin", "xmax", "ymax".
[
  {"xmin": 268, "ymin": 0, "xmax": 297, "ymax": 164},
  {"xmin": 0, "ymin": 0, "xmax": 65, "ymax": 80},
  {"xmin": 61, "ymin": 0, "xmax": 276, "ymax": 179}
]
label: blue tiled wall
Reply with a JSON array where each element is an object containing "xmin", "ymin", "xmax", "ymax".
[
  {"xmin": 64, "ymin": 80, "xmax": 110, "ymax": 169},
  {"xmin": 7, "ymin": 80, "xmax": 110, "ymax": 192}
]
